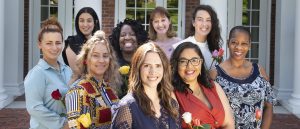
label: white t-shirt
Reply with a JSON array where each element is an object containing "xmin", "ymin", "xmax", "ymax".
[{"xmin": 172, "ymin": 36, "xmax": 216, "ymax": 69}]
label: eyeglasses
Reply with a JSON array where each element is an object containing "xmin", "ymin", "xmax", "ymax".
[{"xmin": 178, "ymin": 57, "xmax": 203, "ymax": 67}]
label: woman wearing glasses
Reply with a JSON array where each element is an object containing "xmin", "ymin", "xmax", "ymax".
[{"xmin": 170, "ymin": 42, "xmax": 234, "ymax": 129}]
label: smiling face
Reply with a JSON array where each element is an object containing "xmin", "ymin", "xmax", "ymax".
[
  {"xmin": 228, "ymin": 31, "xmax": 251, "ymax": 60},
  {"xmin": 192, "ymin": 10, "xmax": 212, "ymax": 38},
  {"xmin": 87, "ymin": 42, "xmax": 110, "ymax": 80},
  {"xmin": 178, "ymin": 48, "xmax": 202, "ymax": 84},
  {"xmin": 152, "ymin": 14, "xmax": 171, "ymax": 35},
  {"xmin": 78, "ymin": 13, "xmax": 95, "ymax": 38},
  {"xmin": 38, "ymin": 32, "xmax": 63, "ymax": 63},
  {"xmin": 140, "ymin": 52, "xmax": 164, "ymax": 89},
  {"xmin": 119, "ymin": 24, "xmax": 138, "ymax": 53}
]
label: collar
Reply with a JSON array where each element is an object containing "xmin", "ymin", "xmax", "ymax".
[{"xmin": 38, "ymin": 59, "xmax": 67, "ymax": 71}]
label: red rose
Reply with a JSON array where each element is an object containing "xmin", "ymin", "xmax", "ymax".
[
  {"xmin": 51, "ymin": 89, "xmax": 62, "ymax": 100},
  {"xmin": 255, "ymin": 108, "xmax": 262, "ymax": 121}
]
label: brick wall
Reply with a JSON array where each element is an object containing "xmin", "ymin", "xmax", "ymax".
[
  {"xmin": 102, "ymin": 0, "xmax": 115, "ymax": 36},
  {"xmin": 269, "ymin": 0, "xmax": 276, "ymax": 85},
  {"xmin": 185, "ymin": 0, "xmax": 200, "ymax": 38},
  {"xmin": 24, "ymin": 0, "xmax": 29, "ymax": 78}
]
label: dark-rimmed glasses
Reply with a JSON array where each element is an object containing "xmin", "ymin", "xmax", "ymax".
[{"xmin": 178, "ymin": 57, "xmax": 203, "ymax": 67}]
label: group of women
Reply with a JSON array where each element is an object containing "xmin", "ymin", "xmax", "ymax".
[{"xmin": 24, "ymin": 5, "xmax": 276, "ymax": 129}]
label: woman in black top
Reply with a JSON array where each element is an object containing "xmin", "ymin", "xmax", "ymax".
[{"xmin": 62, "ymin": 7, "xmax": 100, "ymax": 73}]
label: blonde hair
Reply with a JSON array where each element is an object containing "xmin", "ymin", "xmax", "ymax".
[{"xmin": 73, "ymin": 30, "xmax": 122, "ymax": 91}]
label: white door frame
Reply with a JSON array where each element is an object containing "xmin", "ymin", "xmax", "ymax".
[{"xmin": 227, "ymin": 0, "xmax": 271, "ymax": 74}]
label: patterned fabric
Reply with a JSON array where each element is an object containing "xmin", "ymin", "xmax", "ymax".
[
  {"xmin": 175, "ymin": 83, "xmax": 225, "ymax": 129},
  {"xmin": 111, "ymin": 93, "xmax": 181, "ymax": 129},
  {"xmin": 215, "ymin": 63, "xmax": 276, "ymax": 129},
  {"xmin": 65, "ymin": 77, "xmax": 119, "ymax": 129}
]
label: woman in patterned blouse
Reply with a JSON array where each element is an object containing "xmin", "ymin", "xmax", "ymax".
[
  {"xmin": 65, "ymin": 30, "xmax": 122, "ymax": 129},
  {"xmin": 210, "ymin": 26, "xmax": 276, "ymax": 129}
]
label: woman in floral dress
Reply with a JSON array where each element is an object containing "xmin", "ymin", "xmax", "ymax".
[{"xmin": 210, "ymin": 26, "xmax": 276, "ymax": 129}]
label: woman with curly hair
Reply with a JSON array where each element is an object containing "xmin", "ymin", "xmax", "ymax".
[
  {"xmin": 112, "ymin": 42, "xmax": 181, "ymax": 129},
  {"xmin": 173, "ymin": 5, "xmax": 222, "ymax": 69},
  {"xmin": 109, "ymin": 18, "xmax": 148, "ymax": 66},
  {"xmin": 65, "ymin": 30, "xmax": 122, "ymax": 129}
]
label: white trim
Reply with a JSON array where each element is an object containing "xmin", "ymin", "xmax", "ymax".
[
  {"xmin": 118, "ymin": 0, "xmax": 126, "ymax": 23},
  {"xmin": 274, "ymin": 0, "xmax": 296, "ymax": 106},
  {"xmin": 265, "ymin": 0, "xmax": 272, "ymax": 74},
  {"xmin": 64, "ymin": 0, "xmax": 74, "ymax": 36},
  {"xmin": 287, "ymin": 0, "xmax": 300, "ymax": 115},
  {"xmin": 259, "ymin": 0, "xmax": 269, "ymax": 69},
  {"xmin": 30, "ymin": 0, "xmax": 41, "ymax": 68},
  {"xmin": 0, "ymin": 0, "xmax": 14, "ymax": 109},
  {"xmin": 114, "ymin": 0, "xmax": 119, "ymax": 26},
  {"xmin": 4, "ymin": 82, "xmax": 25, "ymax": 96}
]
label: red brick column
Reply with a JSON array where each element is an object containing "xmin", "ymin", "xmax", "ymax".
[
  {"xmin": 102, "ymin": 0, "xmax": 115, "ymax": 37},
  {"xmin": 185, "ymin": 0, "xmax": 200, "ymax": 38}
]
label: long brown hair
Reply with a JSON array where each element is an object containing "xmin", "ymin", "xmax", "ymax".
[
  {"xmin": 128, "ymin": 42, "xmax": 178, "ymax": 119},
  {"xmin": 74, "ymin": 30, "xmax": 122, "ymax": 91}
]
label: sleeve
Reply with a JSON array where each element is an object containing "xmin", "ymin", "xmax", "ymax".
[
  {"xmin": 264, "ymin": 81, "xmax": 277, "ymax": 106},
  {"xmin": 65, "ymin": 87, "xmax": 90, "ymax": 129},
  {"xmin": 111, "ymin": 105, "xmax": 132, "ymax": 129},
  {"xmin": 172, "ymin": 99, "xmax": 182, "ymax": 129},
  {"xmin": 24, "ymin": 69, "xmax": 66, "ymax": 129}
]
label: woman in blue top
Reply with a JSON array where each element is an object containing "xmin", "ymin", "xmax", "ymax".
[
  {"xmin": 210, "ymin": 26, "xmax": 276, "ymax": 129},
  {"xmin": 24, "ymin": 17, "xmax": 72, "ymax": 129}
]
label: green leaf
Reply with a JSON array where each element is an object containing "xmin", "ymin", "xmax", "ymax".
[{"xmin": 202, "ymin": 124, "xmax": 211, "ymax": 129}]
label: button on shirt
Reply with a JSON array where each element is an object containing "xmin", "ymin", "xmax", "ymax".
[{"xmin": 24, "ymin": 59, "xmax": 72, "ymax": 129}]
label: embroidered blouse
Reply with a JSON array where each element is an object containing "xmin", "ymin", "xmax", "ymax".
[
  {"xmin": 175, "ymin": 83, "xmax": 225, "ymax": 129},
  {"xmin": 111, "ymin": 93, "xmax": 181, "ymax": 129},
  {"xmin": 65, "ymin": 77, "xmax": 119, "ymax": 129}
]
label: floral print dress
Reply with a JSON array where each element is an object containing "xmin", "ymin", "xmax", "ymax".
[{"xmin": 215, "ymin": 63, "xmax": 276, "ymax": 129}]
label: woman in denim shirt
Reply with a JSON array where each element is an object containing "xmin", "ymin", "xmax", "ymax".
[{"xmin": 24, "ymin": 17, "xmax": 72, "ymax": 129}]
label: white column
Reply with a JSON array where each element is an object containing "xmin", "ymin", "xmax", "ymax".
[
  {"xmin": 4, "ymin": 0, "xmax": 25, "ymax": 96},
  {"xmin": 274, "ymin": 0, "xmax": 295, "ymax": 104},
  {"xmin": 74, "ymin": 0, "xmax": 102, "ymax": 29},
  {"xmin": 0, "ymin": 0, "xmax": 13, "ymax": 109},
  {"xmin": 200, "ymin": 0, "xmax": 228, "ymax": 56},
  {"xmin": 287, "ymin": 0, "xmax": 300, "ymax": 114}
]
